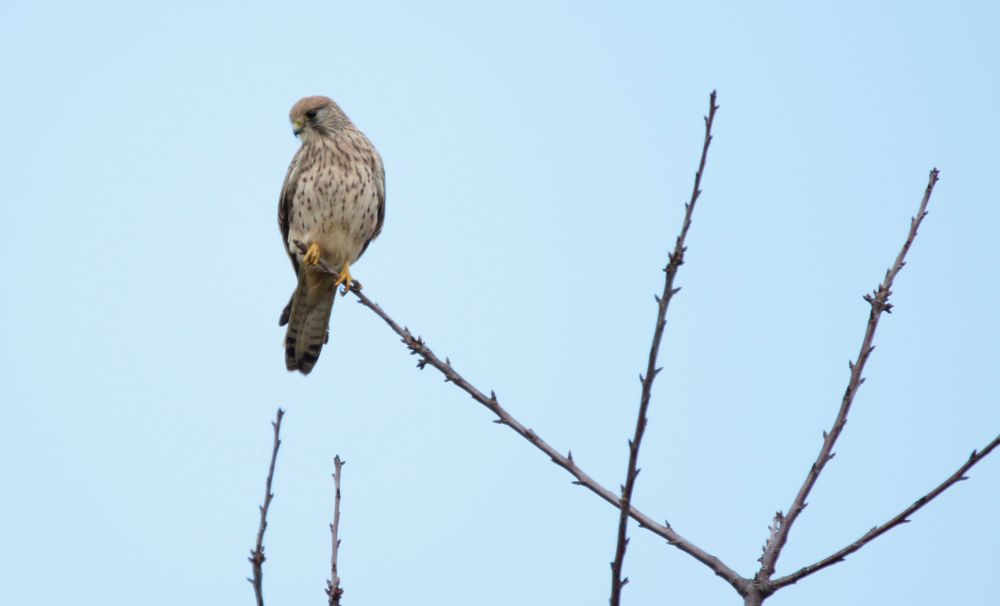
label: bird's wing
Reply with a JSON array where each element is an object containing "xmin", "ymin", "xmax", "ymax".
[
  {"xmin": 358, "ymin": 146, "xmax": 386, "ymax": 259},
  {"xmin": 278, "ymin": 148, "xmax": 303, "ymax": 276}
]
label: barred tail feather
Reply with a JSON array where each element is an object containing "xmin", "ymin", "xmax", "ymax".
[{"xmin": 284, "ymin": 270, "xmax": 336, "ymax": 374}]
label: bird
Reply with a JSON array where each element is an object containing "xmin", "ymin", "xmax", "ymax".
[{"xmin": 277, "ymin": 96, "xmax": 385, "ymax": 374}]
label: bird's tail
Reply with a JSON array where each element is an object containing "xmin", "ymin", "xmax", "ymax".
[{"xmin": 284, "ymin": 269, "xmax": 337, "ymax": 374}]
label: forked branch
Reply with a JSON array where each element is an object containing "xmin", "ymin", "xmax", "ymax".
[
  {"xmin": 756, "ymin": 170, "xmax": 940, "ymax": 586},
  {"xmin": 292, "ymin": 135, "xmax": 996, "ymax": 606},
  {"xmin": 610, "ymin": 90, "xmax": 719, "ymax": 606},
  {"xmin": 249, "ymin": 408, "xmax": 285, "ymax": 606},
  {"xmin": 772, "ymin": 432, "xmax": 1000, "ymax": 590}
]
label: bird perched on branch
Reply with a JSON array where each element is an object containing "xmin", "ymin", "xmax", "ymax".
[{"xmin": 278, "ymin": 96, "xmax": 385, "ymax": 374}]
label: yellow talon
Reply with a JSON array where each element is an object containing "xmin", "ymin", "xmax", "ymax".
[
  {"xmin": 303, "ymin": 242, "xmax": 321, "ymax": 266},
  {"xmin": 333, "ymin": 262, "xmax": 354, "ymax": 295}
]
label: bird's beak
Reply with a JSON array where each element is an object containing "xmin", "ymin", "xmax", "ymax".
[{"xmin": 292, "ymin": 120, "xmax": 304, "ymax": 136}]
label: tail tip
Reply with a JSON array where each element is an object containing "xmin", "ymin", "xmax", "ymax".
[{"xmin": 285, "ymin": 339, "xmax": 320, "ymax": 375}]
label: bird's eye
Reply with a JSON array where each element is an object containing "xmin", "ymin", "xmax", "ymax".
[{"xmin": 305, "ymin": 109, "xmax": 318, "ymax": 120}]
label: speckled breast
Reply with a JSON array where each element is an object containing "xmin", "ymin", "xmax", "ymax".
[{"xmin": 287, "ymin": 139, "xmax": 382, "ymax": 270}]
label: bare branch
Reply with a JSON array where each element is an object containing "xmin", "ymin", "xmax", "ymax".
[
  {"xmin": 773, "ymin": 432, "xmax": 1000, "ymax": 589},
  {"xmin": 756, "ymin": 169, "xmax": 941, "ymax": 584},
  {"xmin": 346, "ymin": 285, "xmax": 747, "ymax": 592},
  {"xmin": 610, "ymin": 90, "xmax": 719, "ymax": 606},
  {"xmin": 327, "ymin": 456, "xmax": 345, "ymax": 606},
  {"xmin": 249, "ymin": 408, "xmax": 285, "ymax": 606}
]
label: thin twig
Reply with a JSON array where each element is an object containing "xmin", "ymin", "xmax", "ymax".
[
  {"xmin": 772, "ymin": 432, "xmax": 1000, "ymax": 590},
  {"xmin": 249, "ymin": 408, "xmax": 285, "ymax": 606},
  {"xmin": 610, "ymin": 90, "xmax": 719, "ymax": 606},
  {"xmin": 327, "ymin": 456, "xmax": 345, "ymax": 606},
  {"xmin": 755, "ymin": 169, "xmax": 941, "ymax": 589}
]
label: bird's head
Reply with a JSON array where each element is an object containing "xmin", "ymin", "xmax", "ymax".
[{"xmin": 289, "ymin": 96, "xmax": 351, "ymax": 142}]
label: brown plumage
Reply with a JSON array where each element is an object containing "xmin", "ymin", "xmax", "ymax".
[{"xmin": 278, "ymin": 96, "xmax": 385, "ymax": 374}]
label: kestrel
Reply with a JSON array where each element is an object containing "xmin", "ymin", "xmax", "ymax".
[{"xmin": 278, "ymin": 96, "xmax": 385, "ymax": 374}]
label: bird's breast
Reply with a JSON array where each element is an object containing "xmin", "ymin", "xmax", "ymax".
[{"xmin": 287, "ymin": 146, "xmax": 381, "ymax": 269}]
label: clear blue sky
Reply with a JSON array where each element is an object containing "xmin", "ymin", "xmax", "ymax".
[{"xmin": 2, "ymin": 1, "xmax": 998, "ymax": 605}]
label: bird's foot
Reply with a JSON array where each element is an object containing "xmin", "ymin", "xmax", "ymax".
[
  {"xmin": 303, "ymin": 242, "xmax": 322, "ymax": 266},
  {"xmin": 333, "ymin": 263, "xmax": 354, "ymax": 296}
]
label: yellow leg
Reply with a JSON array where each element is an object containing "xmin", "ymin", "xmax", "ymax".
[
  {"xmin": 333, "ymin": 262, "xmax": 354, "ymax": 295},
  {"xmin": 303, "ymin": 242, "xmax": 321, "ymax": 266}
]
